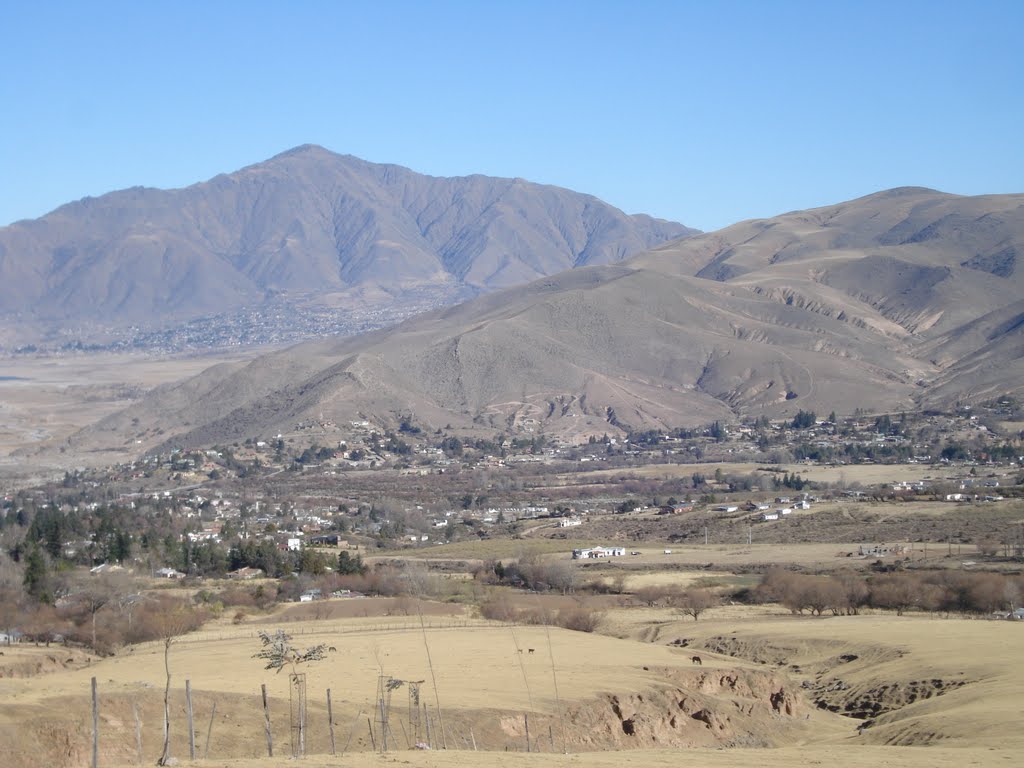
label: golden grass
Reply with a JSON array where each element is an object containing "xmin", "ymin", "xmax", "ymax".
[
  {"xmin": 4, "ymin": 597, "xmax": 1023, "ymax": 768},
  {"xmin": 610, "ymin": 610, "xmax": 1024, "ymax": 751},
  {"xmin": 0, "ymin": 350, "xmax": 262, "ymax": 471},
  {"xmin": 139, "ymin": 745, "xmax": 1021, "ymax": 768}
]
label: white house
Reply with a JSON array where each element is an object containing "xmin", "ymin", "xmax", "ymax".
[
  {"xmin": 559, "ymin": 518, "xmax": 583, "ymax": 528},
  {"xmin": 762, "ymin": 513, "xmax": 780, "ymax": 521},
  {"xmin": 571, "ymin": 546, "xmax": 626, "ymax": 559}
]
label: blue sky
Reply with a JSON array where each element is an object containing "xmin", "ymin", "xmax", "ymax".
[{"xmin": 1, "ymin": 0, "xmax": 1021, "ymax": 231}]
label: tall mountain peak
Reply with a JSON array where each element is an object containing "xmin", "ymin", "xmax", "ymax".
[{"xmin": 0, "ymin": 148, "xmax": 698, "ymax": 349}]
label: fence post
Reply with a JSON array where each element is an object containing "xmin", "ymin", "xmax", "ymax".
[
  {"xmin": 91, "ymin": 677, "xmax": 99, "ymax": 768},
  {"xmin": 261, "ymin": 684, "xmax": 274, "ymax": 757},
  {"xmin": 185, "ymin": 680, "xmax": 195, "ymax": 760},
  {"xmin": 327, "ymin": 689, "xmax": 336, "ymax": 755},
  {"xmin": 132, "ymin": 702, "xmax": 142, "ymax": 764},
  {"xmin": 203, "ymin": 702, "xmax": 217, "ymax": 759}
]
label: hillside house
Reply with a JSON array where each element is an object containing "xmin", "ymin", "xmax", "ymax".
[
  {"xmin": 309, "ymin": 534, "xmax": 345, "ymax": 547},
  {"xmin": 227, "ymin": 567, "xmax": 264, "ymax": 580}
]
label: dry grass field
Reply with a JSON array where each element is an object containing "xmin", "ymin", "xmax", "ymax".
[
  {"xmin": 1, "ymin": 594, "xmax": 1022, "ymax": 768},
  {"xmin": 0, "ymin": 350, "xmax": 264, "ymax": 479},
  {"xmin": 147, "ymin": 745, "xmax": 1020, "ymax": 768},
  {"xmin": 560, "ymin": 461, "xmax": 1017, "ymax": 488}
]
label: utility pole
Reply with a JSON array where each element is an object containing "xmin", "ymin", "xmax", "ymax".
[{"xmin": 704, "ymin": 526, "xmax": 708, "ymax": 545}]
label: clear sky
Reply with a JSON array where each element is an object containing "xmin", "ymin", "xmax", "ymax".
[{"xmin": 1, "ymin": 0, "xmax": 1021, "ymax": 232}]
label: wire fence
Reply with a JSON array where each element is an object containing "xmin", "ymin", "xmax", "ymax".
[{"xmin": 169, "ymin": 618, "xmax": 495, "ymax": 647}]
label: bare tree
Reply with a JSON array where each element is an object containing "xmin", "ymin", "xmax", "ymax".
[
  {"xmin": 71, "ymin": 571, "xmax": 133, "ymax": 650},
  {"xmin": 830, "ymin": 571, "xmax": 869, "ymax": 615},
  {"xmin": 152, "ymin": 597, "xmax": 201, "ymax": 766},
  {"xmin": 634, "ymin": 584, "xmax": 675, "ymax": 607},
  {"xmin": 671, "ymin": 588, "xmax": 719, "ymax": 622},
  {"xmin": 870, "ymin": 573, "xmax": 923, "ymax": 616}
]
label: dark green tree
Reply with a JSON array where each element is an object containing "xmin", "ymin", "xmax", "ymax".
[{"xmin": 23, "ymin": 545, "xmax": 51, "ymax": 603}]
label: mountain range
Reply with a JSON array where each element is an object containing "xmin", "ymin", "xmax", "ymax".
[
  {"xmin": 0, "ymin": 145, "xmax": 695, "ymax": 348},
  {"xmin": 71, "ymin": 186, "xmax": 1024, "ymax": 451}
]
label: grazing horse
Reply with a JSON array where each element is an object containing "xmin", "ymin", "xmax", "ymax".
[
  {"xmin": 691, "ymin": 655, "xmax": 702, "ymax": 666},
  {"xmin": 328, "ymin": 646, "xmax": 337, "ymax": 652},
  {"xmin": 528, "ymin": 648, "xmax": 536, "ymax": 654}
]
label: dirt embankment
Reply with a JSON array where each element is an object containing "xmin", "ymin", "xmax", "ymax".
[
  {"xmin": 556, "ymin": 666, "xmax": 807, "ymax": 750},
  {"xmin": 0, "ymin": 646, "xmax": 93, "ymax": 679},
  {"xmin": 677, "ymin": 634, "xmax": 972, "ymax": 739},
  {"xmin": 0, "ymin": 664, "xmax": 813, "ymax": 767}
]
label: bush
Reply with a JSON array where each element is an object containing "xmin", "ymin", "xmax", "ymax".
[
  {"xmin": 555, "ymin": 606, "xmax": 603, "ymax": 632},
  {"xmin": 478, "ymin": 595, "xmax": 520, "ymax": 622},
  {"xmin": 633, "ymin": 584, "xmax": 678, "ymax": 607}
]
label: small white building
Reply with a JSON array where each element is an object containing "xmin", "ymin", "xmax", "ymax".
[
  {"xmin": 762, "ymin": 513, "xmax": 780, "ymax": 521},
  {"xmin": 559, "ymin": 518, "xmax": 583, "ymax": 528},
  {"xmin": 572, "ymin": 546, "xmax": 626, "ymax": 559}
]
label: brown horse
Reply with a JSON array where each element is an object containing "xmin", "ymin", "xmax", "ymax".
[{"xmin": 691, "ymin": 655, "xmax": 702, "ymax": 665}]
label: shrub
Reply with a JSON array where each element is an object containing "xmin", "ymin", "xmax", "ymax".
[
  {"xmin": 556, "ymin": 606, "xmax": 603, "ymax": 633},
  {"xmin": 478, "ymin": 595, "xmax": 520, "ymax": 622}
]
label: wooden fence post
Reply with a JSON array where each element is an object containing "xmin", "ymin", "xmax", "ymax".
[
  {"xmin": 261, "ymin": 684, "xmax": 273, "ymax": 757},
  {"xmin": 326, "ymin": 689, "xmax": 336, "ymax": 755},
  {"xmin": 132, "ymin": 702, "xmax": 142, "ymax": 764},
  {"xmin": 91, "ymin": 677, "xmax": 99, "ymax": 768},
  {"xmin": 185, "ymin": 680, "xmax": 195, "ymax": 760}
]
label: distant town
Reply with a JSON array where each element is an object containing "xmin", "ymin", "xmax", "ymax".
[{"xmin": 5, "ymin": 398, "xmax": 1022, "ymax": 597}]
